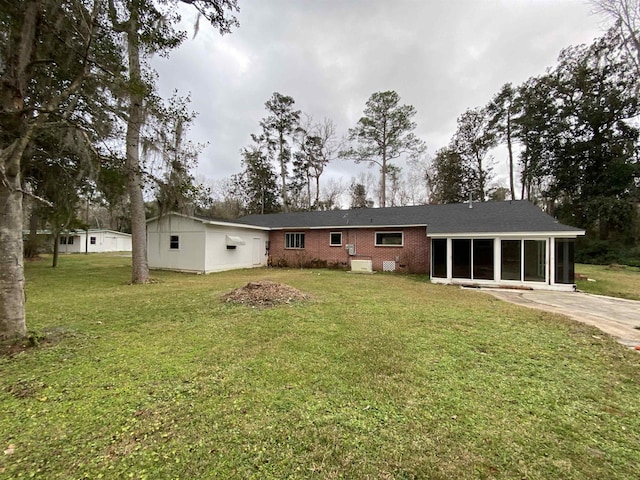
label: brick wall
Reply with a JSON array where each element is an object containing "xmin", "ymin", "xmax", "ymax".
[{"xmin": 268, "ymin": 227, "xmax": 430, "ymax": 274}]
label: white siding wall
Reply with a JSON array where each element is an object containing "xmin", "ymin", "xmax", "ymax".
[
  {"xmin": 204, "ymin": 226, "xmax": 269, "ymax": 273},
  {"xmin": 58, "ymin": 231, "xmax": 132, "ymax": 253},
  {"xmin": 147, "ymin": 216, "xmax": 207, "ymax": 272}
]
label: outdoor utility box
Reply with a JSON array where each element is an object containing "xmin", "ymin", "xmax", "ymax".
[
  {"xmin": 345, "ymin": 244, "xmax": 355, "ymax": 256},
  {"xmin": 351, "ymin": 259, "xmax": 373, "ymax": 273}
]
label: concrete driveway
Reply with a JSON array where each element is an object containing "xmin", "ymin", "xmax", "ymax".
[{"xmin": 480, "ymin": 289, "xmax": 640, "ymax": 349}]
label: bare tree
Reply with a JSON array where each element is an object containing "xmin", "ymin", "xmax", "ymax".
[{"xmin": 591, "ymin": 0, "xmax": 640, "ymax": 73}]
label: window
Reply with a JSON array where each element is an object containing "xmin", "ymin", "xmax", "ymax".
[
  {"xmin": 555, "ymin": 238, "xmax": 575, "ymax": 284},
  {"xmin": 431, "ymin": 239, "xmax": 447, "ymax": 278},
  {"xmin": 375, "ymin": 232, "xmax": 403, "ymax": 246},
  {"xmin": 452, "ymin": 239, "xmax": 471, "ymax": 278},
  {"xmin": 60, "ymin": 236, "xmax": 74, "ymax": 245},
  {"xmin": 285, "ymin": 232, "xmax": 305, "ymax": 249},
  {"xmin": 501, "ymin": 240, "xmax": 521, "ymax": 281},
  {"xmin": 90, "ymin": 236, "xmax": 96, "ymax": 245},
  {"xmin": 524, "ymin": 240, "xmax": 546, "ymax": 282},
  {"xmin": 330, "ymin": 232, "xmax": 342, "ymax": 246},
  {"xmin": 169, "ymin": 235, "xmax": 180, "ymax": 250},
  {"xmin": 473, "ymin": 239, "xmax": 494, "ymax": 280}
]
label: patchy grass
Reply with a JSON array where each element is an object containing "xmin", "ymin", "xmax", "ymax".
[
  {"xmin": 1, "ymin": 254, "xmax": 639, "ymax": 479},
  {"xmin": 576, "ymin": 263, "xmax": 640, "ymax": 300}
]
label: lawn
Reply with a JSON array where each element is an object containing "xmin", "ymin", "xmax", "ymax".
[
  {"xmin": 575, "ymin": 263, "xmax": 640, "ymax": 300},
  {"xmin": 1, "ymin": 254, "xmax": 639, "ymax": 479}
]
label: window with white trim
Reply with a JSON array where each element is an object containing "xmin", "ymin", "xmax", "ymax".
[
  {"xmin": 90, "ymin": 236, "xmax": 97, "ymax": 245},
  {"xmin": 169, "ymin": 235, "xmax": 180, "ymax": 250},
  {"xmin": 330, "ymin": 232, "xmax": 342, "ymax": 246},
  {"xmin": 375, "ymin": 231, "xmax": 403, "ymax": 246},
  {"xmin": 285, "ymin": 232, "xmax": 305, "ymax": 249}
]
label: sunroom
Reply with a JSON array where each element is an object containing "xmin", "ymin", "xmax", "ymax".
[{"xmin": 429, "ymin": 233, "xmax": 584, "ymax": 291}]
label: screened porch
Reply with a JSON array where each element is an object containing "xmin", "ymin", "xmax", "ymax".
[{"xmin": 430, "ymin": 236, "xmax": 577, "ymax": 290}]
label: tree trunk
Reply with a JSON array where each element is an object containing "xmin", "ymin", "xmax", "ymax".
[
  {"xmin": 506, "ymin": 109, "xmax": 516, "ymax": 200},
  {"xmin": 0, "ymin": 0, "xmax": 39, "ymax": 339},
  {"xmin": 0, "ymin": 164, "xmax": 26, "ymax": 340},
  {"xmin": 381, "ymin": 126, "xmax": 387, "ymax": 208},
  {"xmin": 279, "ymin": 132, "xmax": 289, "ymax": 212},
  {"xmin": 25, "ymin": 202, "xmax": 40, "ymax": 258},
  {"xmin": 52, "ymin": 232, "xmax": 59, "ymax": 268},
  {"xmin": 125, "ymin": 9, "xmax": 149, "ymax": 284}
]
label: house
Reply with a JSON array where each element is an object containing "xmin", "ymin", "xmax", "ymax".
[
  {"xmin": 149, "ymin": 201, "xmax": 585, "ymax": 290},
  {"xmin": 146, "ymin": 213, "xmax": 270, "ymax": 273},
  {"xmin": 26, "ymin": 229, "xmax": 133, "ymax": 253}
]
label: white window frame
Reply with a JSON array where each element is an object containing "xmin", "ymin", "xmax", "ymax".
[
  {"xmin": 329, "ymin": 232, "xmax": 342, "ymax": 246},
  {"xmin": 285, "ymin": 232, "xmax": 305, "ymax": 249},
  {"xmin": 375, "ymin": 231, "xmax": 403, "ymax": 247}
]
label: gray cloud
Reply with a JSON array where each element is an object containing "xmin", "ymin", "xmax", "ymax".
[{"xmin": 152, "ymin": 0, "xmax": 603, "ymax": 188}]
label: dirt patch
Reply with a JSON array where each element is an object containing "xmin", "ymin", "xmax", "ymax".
[{"xmin": 222, "ymin": 280, "xmax": 310, "ymax": 307}]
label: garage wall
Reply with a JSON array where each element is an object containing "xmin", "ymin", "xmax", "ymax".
[
  {"xmin": 204, "ymin": 226, "xmax": 269, "ymax": 273},
  {"xmin": 147, "ymin": 216, "xmax": 207, "ymax": 272}
]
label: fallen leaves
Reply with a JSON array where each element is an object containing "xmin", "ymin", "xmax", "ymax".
[{"xmin": 221, "ymin": 280, "xmax": 310, "ymax": 307}]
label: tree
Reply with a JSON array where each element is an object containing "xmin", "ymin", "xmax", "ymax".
[
  {"xmin": 512, "ymin": 75, "xmax": 557, "ymax": 201},
  {"xmin": 307, "ymin": 118, "xmax": 338, "ymax": 209},
  {"xmin": 146, "ymin": 93, "xmax": 207, "ymax": 216},
  {"xmin": 259, "ymin": 92, "xmax": 301, "ymax": 211},
  {"xmin": 318, "ymin": 177, "xmax": 347, "ymax": 210},
  {"xmin": 238, "ymin": 143, "xmax": 280, "ymax": 215},
  {"xmin": 343, "ymin": 91, "xmax": 424, "ymax": 207},
  {"xmin": 486, "ymin": 83, "xmax": 518, "ymax": 200},
  {"xmin": 349, "ymin": 182, "xmax": 372, "ymax": 209},
  {"xmin": 590, "ymin": 0, "xmax": 640, "ymax": 74},
  {"xmin": 546, "ymin": 32, "xmax": 639, "ymax": 241},
  {"xmin": 107, "ymin": 0, "xmax": 239, "ymax": 284},
  {"xmin": 451, "ymin": 107, "xmax": 496, "ymax": 201},
  {"xmin": 431, "ymin": 147, "xmax": 468, "ymax": 204},
  {"xmin": 1, "ymin": 0, "xmax": 121, "ymax": 339}
]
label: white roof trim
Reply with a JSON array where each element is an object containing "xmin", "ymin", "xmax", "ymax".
[
  {"xmin": 428, "ymin": 230, "xmax": 586, "ymax": 238},
  {"xmin": 146, "ymin": 212, "xmax": 271, "ymax": 231},
  {"xmin": 269, "ymin": 223, "xmax": 427, "ymax": 230}
]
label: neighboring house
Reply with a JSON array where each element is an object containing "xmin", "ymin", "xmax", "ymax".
[
  {"xmin": 146, "ymin": 213, "xmax": 270, "ymax": 273},
  {"xmin": 150, "ymin": 201, "xmax": 585, "ymax": 290},
  {"xmin": 26, "ymin": 229, "xmax": 132, "ymax": 253}
]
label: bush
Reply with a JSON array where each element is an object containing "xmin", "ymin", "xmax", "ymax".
[{"xmin": 576, "ymin": 239, "xmax": 640, "ymax": 267}]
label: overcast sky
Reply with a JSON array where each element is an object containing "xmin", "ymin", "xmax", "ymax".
[{"xmin": 152, "ymin": 0, "xmax": 605, "ymax": 195}]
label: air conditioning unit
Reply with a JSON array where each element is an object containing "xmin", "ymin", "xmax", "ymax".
[
  {"xmin": 351, "ymin": 259, "xmax": 373, "ymax": 273},
  {"xmin": 345, "ymin": 244, "xmax": 355, "ymax": 256}
]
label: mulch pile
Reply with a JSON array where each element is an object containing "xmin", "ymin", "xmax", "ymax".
[{"xmin": 221, "ymin": 280, "xmax": 311, "ymax": 307}]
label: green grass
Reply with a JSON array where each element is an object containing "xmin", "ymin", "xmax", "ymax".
[
  {"xmin": 1, "ymin": 254, "xmax": 639, "ymax": 479},
  {"xmin": 575, "ymin": 263, "xmax": 640, "ymax": 300}
]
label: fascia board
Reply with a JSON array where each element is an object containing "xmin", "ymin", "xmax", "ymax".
[
  {"xmin": 428, "ymin": 230, "xmax": 586, "ymax": 238},
  {"xmin": 268, "ymin": 223, "xmax": 428, "ymax": 230}
]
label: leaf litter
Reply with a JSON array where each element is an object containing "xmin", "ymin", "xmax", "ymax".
[{"xmin": 221, "ymin": 280, "xmax": 311, "ymax": 307}]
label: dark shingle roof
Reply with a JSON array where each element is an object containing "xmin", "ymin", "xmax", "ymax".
[{"xmin": 236, "ymin": 201, "xmax": 584, "ymax": 234}]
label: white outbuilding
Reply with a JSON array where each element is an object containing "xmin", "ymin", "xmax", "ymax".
[
  {"xmin": 146, "ymin": 213, "xmax": 270, "ymax": 274},
  {"xmin": 56, "ymin": 229, "xmax": 132, "ymax": 253}
]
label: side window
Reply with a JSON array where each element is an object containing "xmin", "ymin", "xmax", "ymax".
[
  {"xmin": 170, "ymin": 235, "xmax": 180, "ymax": 250},
  {"xmin": 285, "ymin": 233, "xmax": 305, "ymax": 249},
  {"xmin": 375, "ymin": 231, "xmax": 403, "ymax": 246},
  {"xmin": 90, "ymin": 236, "xmax": 97, "ymax": 245},
  {"xmin": 330, "ymin": 232, "xmax": 342, "ymax": 246}
]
